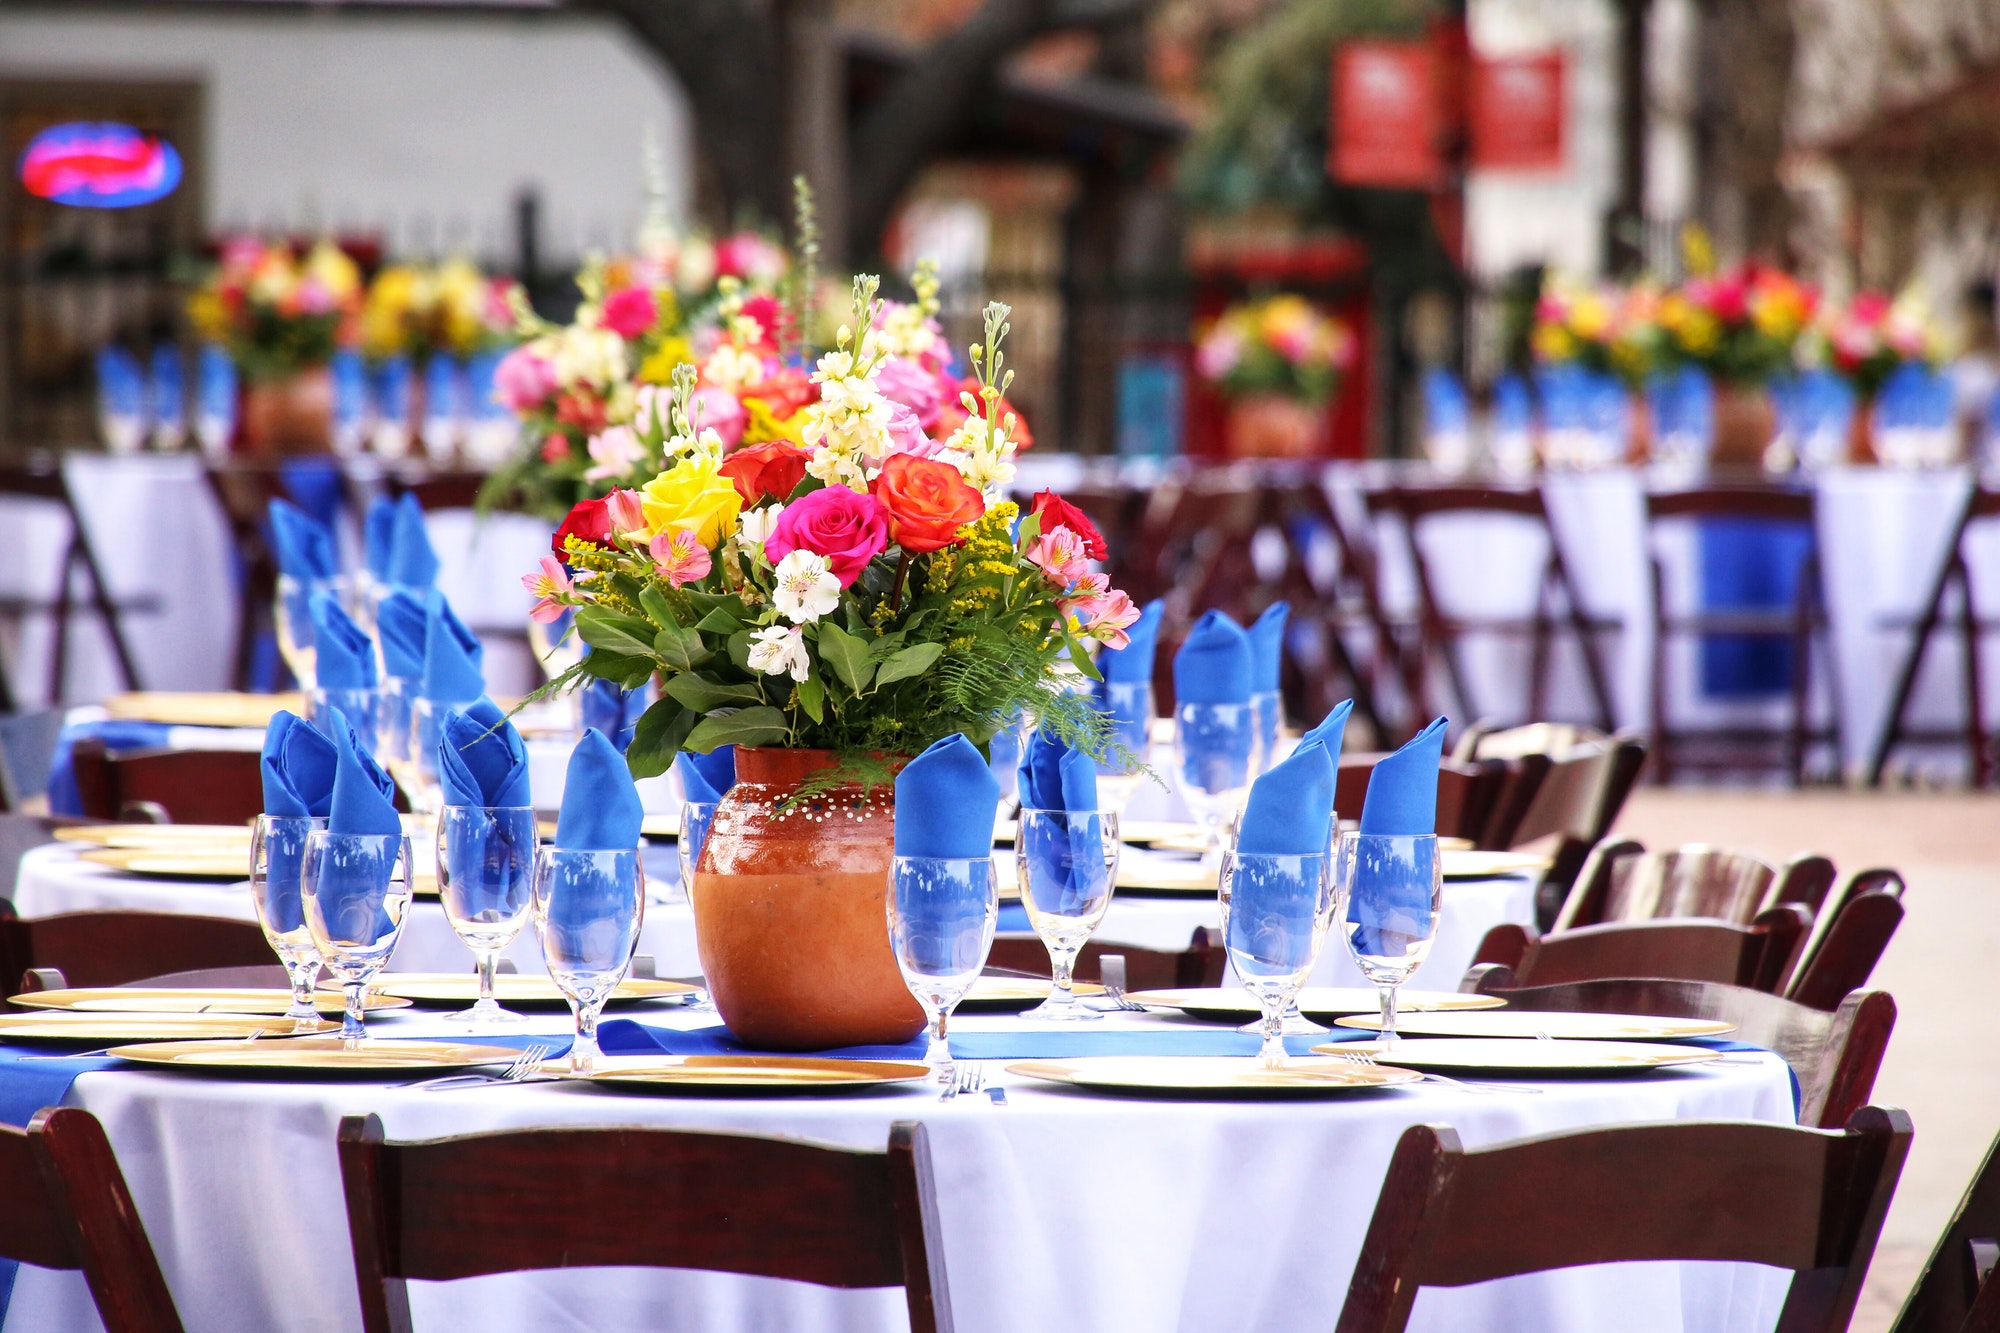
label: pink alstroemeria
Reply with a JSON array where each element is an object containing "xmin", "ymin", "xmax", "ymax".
[
  {"xmin": 603, "ymin": 488, "xmax": 648, "ymax": 540},
  {"xmin": 1062, "ymin": 573, "xmax": 1142, "ymax": 649},
  {"xmin": 522, "ymin": 554, "xmax": 582, "ymax": 624},
  {"xmin": 649, "ymin": 526, "xmax": 713, "ymax": 588},
  {"xmin": 1025, "ymin": 525, "xmax": 1091, "ymax": 588},
  {"xmin": 584, "ymin": 425, "xmax": 645, "ymax": 482}
]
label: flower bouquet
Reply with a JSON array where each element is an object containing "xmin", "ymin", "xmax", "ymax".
[
  {"xmin": 186, "ymin": 236, "xmax": 362, "ymax": 381},
  {"xmin": 1194, "ymin": 294, "xmax": 1355, "ymax": 403},
  {"xmin": 359, "ymin": 258, "xmax": 521, "ymax": 364},
  {"xmin": 1530, "ymin": 275, "xmax": 1661, "ymax": 386},
  {"xmin": 1816, "ymin": 287, "xmax": 1945, "ymax": 399},
  {"xmin": 1657, "ymin": 264, "xmax": 1817, "ymax": 386}
]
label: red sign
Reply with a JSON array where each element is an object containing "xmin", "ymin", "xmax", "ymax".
[
  {"xmin": 1329, "ymin": 41, "xmax": 1440, "ymax": 189},
  {"xmin": 1470, "ymin": 52, "xmax": 1565, "ymax": 171}
]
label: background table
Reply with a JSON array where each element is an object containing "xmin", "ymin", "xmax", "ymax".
[{"xmin": 2, "ymin": 1003, "xmax": 1795, "ymax": 1333}]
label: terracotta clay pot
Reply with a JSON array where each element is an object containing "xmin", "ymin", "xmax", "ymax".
[
  {"xmin": 690, "ymin": 747, "xmax": 923, "ymax": 1050},
  {"xmin": 1847, "ymin": 395, "xmax": 1877, "ymax": 465},
  {"xmin": 240, "ymin": 367, "xmax": 334, "ymax": 456},
  {"xmin": 1224, "ymin": 393, "xmax": 1327, "ymax": 460},
  {"xmin": 1710, "ymin": 380, "xmax": 1776, "ymax": 468}
]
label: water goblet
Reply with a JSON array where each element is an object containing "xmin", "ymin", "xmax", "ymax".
[
  {"xmin": 1172, "ymin": 700, "xmax": 1262, "ymax": 847},
  {"xmin": 376, "ymin": 676, "xmax": 415, "ymax": 769},
  {"xmin": 888, "ymin": 856, "xmax": 998, "ymax": 1084},
  {"xmin": 1336, "ymin": 831, "xmax": 1443, "ymax": 1045},
  {"xmin": 1015, "ymin": 808, "xmax": 1120, "ymax": 1021},
  {"xmin": 1094, "ymin": 679, "xmax": 1154, "ymax": 815},
  {"xmin": 1219, "ymin": 847, "xmax": 1333, "ymax": 1067},
  {"xmin": 675, "ymin": 801, "xmax": 718, "ymax": 907},
  {"xmin": 436, "ymin": 805, "xmax": 538, "ymax": 1026},
  {"xmin": 301, "ymin": 830, "xmax": 416, "ymax": 1047},
  {"xmin": 249, "ymin": 813, "xmax": 329, "ymax": 1031},
  {"xmin": 1250, "ymin": 689, "xmax": 1282, "ymax": 776},
  {"xmin": 308, "ymin": 684, "xmax": 381, "ymax": 755},
  {"xmin": 395, "ymin": 697, "xmax": 452, "ymax": 817},
  {"xmin": 534, "ymin": 846, "xmax": 645, "ymax": 1073},
  {"xmin": 274, "ymin": 573, "xmax": 342, "ymax": 690}
]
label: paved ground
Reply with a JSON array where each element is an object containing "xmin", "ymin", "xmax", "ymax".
[{"xmin": 1610, "ymin": 788, "xmax": 2000, "ymax": 1331}]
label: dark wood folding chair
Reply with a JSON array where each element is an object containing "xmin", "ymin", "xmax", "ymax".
[
  {"xmin": 1646, "ymin": 486, "xmax": 1836, "ymax": 785},
  {"xmin": 1894, "ymin": 1123, "xmax": 2000, "ymax": 1332},
  {"xmin": 1471, "ymin": 904, "xmax": 1812, "ymax": 994},
  {"xmin": 1786, "ymin": 870, "xmax": 1905, "ymax": 1012},
  {"xmin": 1333, "ymin": 753, "xmax": 1509, "ymax": 846},
  {"xmin": 1553, "ymin": 842, "xmax": 1778, "ymax": 931},
  {"xmin": 337, "ymin": 1113, "xmax": 953, "ymax": 1333},
  {"xmin": 0, "ymin": 461, "xmax": 149, "ymax": 708},
  {"xmin": 0, "ymin": 901, "xmax": 276, "ymax": 1000},
  {"xmin": 986, "ymin": 926, "xmax": 1225, "ymax": 990},
  {"xmin": 1, "ymin": 1106, "xmax": 184, "ymax": 1333},
  {"xmin": 67, "ymin": 740, "xmax": 263, "ymax": 825},
  {"xmin": 1337, "ymin": 1104, "xmax": 1910, "ymax": 1333},
  {"xmin": 385, "ymin": 470, "xmax": 489, "ymax": 511},
  {"xmin": 1460, "ymin": 974, "xmax": 1897, "ymax": 1129},
  {"xmin": 1363, "ymin": 485, "xmax": 1617, "ymax": 733}
]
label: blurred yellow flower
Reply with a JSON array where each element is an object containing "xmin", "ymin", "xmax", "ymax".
[
  {"xmin": 639, "ymin": 453, "xmax": 742, "ymax": 548},
  {"xmin": 638, "ymin": 336, "xmax": 694, "ymax": 385}
]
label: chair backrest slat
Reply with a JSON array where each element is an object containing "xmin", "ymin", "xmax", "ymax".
[
  {"xmin": 1603, "ymin": 845, "xmax": 1778, "ymax": 924},
  {"xmin": 1474, "ymin": 908, "xmax": 1809, "ymax": 993},
  {"xmin": 69, "ymin": 742, "xmax": 264, "ymax": 825},
  {"xmin": 1787, "ymin": 873, "xmax": 1905, "ymax": 1012},
  {"xmin": 0, "ymin": 905, "xmax": 277, "ymax": 999}
]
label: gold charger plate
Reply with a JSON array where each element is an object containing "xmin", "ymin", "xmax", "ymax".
[
  {"xmin": 78, "ymin": 847, "xmax": 247, "ymax": 879},
  {"xmin": 958, "ymin": 976, "xmax": 1105, "ymax": 1011},
  {"xmin": 0, "ymin": 1012, "xmax": 320, "ymax": 1043},
  {"xmin": 1127, "ymin": 987, "xmax": 1504, "ymax": 1021},
  {"xmin": 363, "ymin": 974, "xmax": 697, "ymax": 1009},
  {"xmin": 55, "ymin": 823, "xmax": 251, "ymax": 847},
  {"xmin": 1007, "ymin": 1056, "xmax": 1423, "ymax": 1098},
  {"xmin": 568, "ymin": 1055, "xmax": 929, "ymax": 1095},
  {"xmin": 11, "ymin": 987, "xmax": 409, "ymax": 1016},
  {"xmin": 1315, "ymin": 1037, "xmax": 1721, "ymax": 1075},
  {"xmin": 1442, "ymin": 850, "xmax": 1551, "ymax": 881},
  {"xmin": 103, "ymin": 691, "xmax": 301, "ymax": 730},
  {"xmin": 1334, "ymin": 1010, "xmax": 1735, "ymax": 1042},
  {"xmin": 106, "ymin": 1036, "xmax": 520, "ymax": 1074}
]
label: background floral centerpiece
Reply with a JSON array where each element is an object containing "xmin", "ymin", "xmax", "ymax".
[
  {"xmin": 1195, "ymin": 293, "xmax": 1354, "ymax": 458},
  {"xmin": 186, "ymin": 236, "xmax": 362, "ymax": 382},
  {"xmin": 1657, "ymin": 264, "xmax": 1817, "ymax": 386},
  {"xmin": 358, "ymin": 257, "xmax": 521, "ymax": 366},
  {"xmin": 1815, "ymin": 286, "xmax": 1947, "ymax": 399},
  {"xmin": 1531, "ymin": 274, "xmax": 1662, "ymax": 387}
]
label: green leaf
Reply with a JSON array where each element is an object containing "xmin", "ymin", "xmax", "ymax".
[
  {"xmin": 1064, "ymin": 632, "xmax": 1104, "ymax": 682},
  {"xmin": 585, "ymin": 651, "xmax": 656, "ymax": 689},
  {"xmin": 625, "ymin": 700, "xmax": 695, "ymax": 779},
  {"xmin": 1014, "ymin": 508, "xmax": 1043, "ymax": 550},
  {"xmin": 796, "ymin": 671, "xmax": 825, "ymax": 724},
  {"xmin": 662, "ymin": 672, "xmax": 763, "ymax": 713},
  {"xmin": 727, "ymin": 630, "xmax": 754, "ymax": 673},
  {"xmin": 816, "ymin": 620, "xmax": 876, "ymax": 694},
  {"xmin": 638, "ymin": 586, "xmax": 682, "ymax": 631},
  {"xmin": 694, "ymin": 606, "xmax": 744, "ymax": 634},
  {"xmin": 874, "ymin": 641, "xmax": 943, "ymax": 688},
  {"xmin": 575, "ymin": 607, "xmax": 660, "ymax": 661},
  {"xmin": 653, "ymin": 624, "xmax": 707, "ymax": 673},
  {"xmin": 684, "ymin": 705, "xmax": 789, "ymax": 752}
]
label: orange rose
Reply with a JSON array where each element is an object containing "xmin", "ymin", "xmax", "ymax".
[
  {"xmin": 717, "ymin": 439, "xmax": 810, "ymax": 504},
  {"xmin": 870, "ymin": 453, "xmax": 985, "ymax": 554}
]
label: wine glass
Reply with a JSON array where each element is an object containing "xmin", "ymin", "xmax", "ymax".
[
  {"xmin": 675, "ymin": 801, "xmax": 718, "ymax": 907},
  {"xmin": 274, "ymin": 574, "xmax": 341, "ymax": 690},
  {"xmin": 1219, "ymin": 847, "xmax": 1333, "ymax": 1067},
  {"xmin": 1251, "ymin": 689, "xmax": 1283, "ymax": 776},
  {"xmin": 534, "ymin": 846, "xmax": 645, "ymax": 1073},
  {"xmin": 376, "ymin": 676, "xmax": 416, "ymax": 770},
  {"xmin": 308, "ymin": 684, "xmax": 381, "ymax": 755},
  {"xmin": 395, "ymin": 697, "xmax": 450, "ymax": 817},
  {"xmin": 1015, "ymin": 807, "xmax": 1120, "ymax": 1021},
  {"xmin": 1336, "ymin": 831, "xmax": 1443, "ymax": 1045},
  {"xmin": 888, "ymin": 855, "xmax": 998, "ymax": 1083},
  {"xmin": 1094, "ymin": 679, "xmax": 1154, "ymax": 815},
  {"xmin": 436, "ymin": 805, "xmax": 537, "ymax": 1026},
  {"xmin": 301, "ymin": 830, "xmax": 416, "ymax": 1047},
  {"xmin": 248, "ymin": 813, "xmax": 329, "ymax": 1031},
  {"xmin": 1172, "ymin": 700, "xmax": 1262, "ymax": 847}
]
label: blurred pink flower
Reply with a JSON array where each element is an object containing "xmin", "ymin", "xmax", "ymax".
[
  {"xmin": 876, "ymin": 355, "xmax": 948, "ymax": 427},
  {"xmin": 601, "ymin": 286, "xmax": 657, "ymax": 339},
  {"xmin": 689, "ymin": 385, "xmax": 746, "ymax": 449},
  {"xmin": 495, "ymin": 346, "xmax": 559, "ymax": 411},
  {"xmin": 584, "ymin": 425, "xmax": 646, "ymax": 481},
  {"xmin": 715, "ymin": 232, "xmax": 787, "ymax": 284},
  {"xmin": 882, "ymin": 402, "xmax": 940, "ymax": 460},
  {"xmin": 1194, "ymin": 328, "xmax": 1242, "ymax": 380}
]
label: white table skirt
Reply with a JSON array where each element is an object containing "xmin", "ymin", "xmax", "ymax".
[{"xmin": 2, "ymin": 1003, "xmax": 1795, "ymax": 1333}]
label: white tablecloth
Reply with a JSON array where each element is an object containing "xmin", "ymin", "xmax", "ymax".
[{"xmin": 2, "ymin": 1002, "xmax": 1794, "ymax": 1333}]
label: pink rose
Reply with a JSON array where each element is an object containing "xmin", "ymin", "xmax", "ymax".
[
  {"xmin": 689, "ymin": 385, "xmax": 746, "ymax": 450},
  {"xmin": 883, "ymin": 402, "xmax": 938, "ymax": 459},
  {"xmin": 876, "ymin": 355, "xmax": 947, "ymax": 427},
  {"xmin": 602, "ymin": 286, "xmax": 657, "ymax": 339},
  {"xmin": 715, "ymin": 232, "xmax": 786, "ymax": 284},
  {"xmin": 495, "ymin": 346, "xmax": 558, "ymax": 411},
  {"xmin": 764, "ymin": 485, "xmax": 889, "ymax": 588}
]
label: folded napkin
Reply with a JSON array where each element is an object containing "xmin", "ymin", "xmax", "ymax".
[
  {"xmin": 1097, "ymin": 597, "xmax": 1164, "ymax": 683},
  {"xmin": 1018, "ymin": 727, "xmax": 1098, "ymax": 814},
  {"xmin": 896, "ymin": 733, "xmax": 1000, "ymax": 859},
  {"xmin": 376, "ymin": 589, "xmax": 428, "ymax": 681},
  {"xmin": 327, "ymin": 708, "xmax": 401, "ymax": 836},
  {"xmin": 1236, "ymin": 734, "xmax": 1335, "ymax": 855},
  {"xmin": 363, "ymin": 495, "xmax": 396, "ymax": 582},
  {"xmin": 555, "ymin": 729, "xmax": 645, "ymax": 851},
  {"xmin": 1359, "ymin": 716, "xmax": 1448, "ymax": 835},
  {"xmin": 260, "ymin": 710, "xmax": 339, "ymax": 818},
  {"xmin": 1172, "ymin": 609, "xmax": 1252, "ymax": 705},
  {"xmin": 420, "ymin": 590, "xmax": 486, "ymax": 704},
  {"xmin": 581, "ymin": 675, "xmax": 647, "ymax": 752},
  {"xmin": 1300, "ymin": 698, "xmax": 1355, "ymax": 764},
  {"xmin": 675, "ymin": 746, "xmax": 736, "ymax": 804},
  {"xmin": 1248, "ymin": 601, "xmax": 1288, "ymax": 694},
  {"xmin": 386, "ymin": 493, "xmax": 439, "ymax": 590},
  {"xmin": 268, "ymin": 497, "xmax": 337, "ymax": 582},
  {"xmin": 309, "ymin": 592, "xmax": 378, "ymax": 690},
  {"xmin": 438, "ymin": 697, "xmax": 530, "ymax": 807}
]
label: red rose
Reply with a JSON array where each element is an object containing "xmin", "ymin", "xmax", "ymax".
[
  {"xmin": 602, "ymin": 286, "xmax": 657, "ymax": 339},
  {"xmin": 871, "ymin": 453, "xmax": 986, "ymax": 554},
  {"xmin": 552, "ymin": 497, "xmax": 611, "ymax": 557},
  {"xmin": 718, "ymin": 439, "xmax": 810, "ymax": 504},
  {"xmin": 1029, "ymin": 491, "xmax": 1107, "ymax": 560},
  {"xmin": 554, "ymin": 391, "xmax": 607, "ymax": 436}
]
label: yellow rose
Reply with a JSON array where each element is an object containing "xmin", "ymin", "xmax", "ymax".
[
  {"xmin": 640, "ymin": 453, "xmax": 742, "ymax": 549},
  {"xmin": 638, "ymin": 336, "xmax": 693, "ymax": 385}
]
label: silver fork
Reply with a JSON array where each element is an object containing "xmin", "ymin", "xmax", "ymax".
[
  {"xmin": 411, "ymin": 1042, "xmax": 552, "ymax": 1091},
  {"xmin": 1094, "ymin": 985, "xmax": 1149, "ymax": 1013},
  {"xmin": 1334, "ymin": 1049, "xmax": 1542, "ymax": 1096},
  {"xmin": 957, "ymin": 1062, "xmax": 986, "ymax": 1099}
]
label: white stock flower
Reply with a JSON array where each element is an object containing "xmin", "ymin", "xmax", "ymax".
[
  {"xmin": 552, "ymin": 326, "xmax": 627, "ymax": 390},
  {"xmin": 702, "ymin": 343, "xmax": 765, "ymax": 393},
  {"xmin": 771, "ymin": 550, "xmax": 842, "ymax": 624},
  {"xmin": 747, "ymin": 624, "xmax": 810, "ymax": 682}
]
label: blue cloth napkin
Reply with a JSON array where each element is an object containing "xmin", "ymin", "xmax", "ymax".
[
  {"xmin": 1098, "ymin": 598, "xmax": 1164, "ymax": 683},
  {"xmin": 555, "ymin": 729, "xmax": 645, "ymax": 851},
  {"xmin": 363, "ymin": 496, "xmax": 396, "ymax": 582},
  {"xmin": 420, "ymin": 590, "xmax": 486, "ymax": 704},
  {"xmin": 387, "ymin": 493, "xmax": 439, "ymax": 590},
  {"xmin": 1173, "ymin": 609, "xmax": 1252, "ymax": 705},
  {"xmin": 261, "ymin": 710, "xmax": 338, "ymax": 818},
  {"xmin": 580, "ymin": 676, "xmax": 647, "ymax": 752},
  {"xmin": 327, "ymin": 708, "xmax": 400, "ymax": 836},
  {"xmin": 1018, "ymin": 727, "xmax": 1098, "ymax": 813},
  {"xmin": 309, "ymin": 592, "xmax": 377, "ymax": 690},
  {"xmin": 268, "ymin": 497, "xmax": 337, "ymax": 582},
  {"xmin": 1300, "ymin": 699, "xmax": 1355, "ymax": 766},
  {"xmin": 438, "ymin": 698, "xmax": 530, "ymax": 808},
  {"xmin": 1248, "ymin": 601, "xmax": 1288, "ymax": 694},
  {"xmin": 1237, "ymin": 735, "xmax": 1335, "ymax": 855},
  {"xmin": 896, "ymin": 733, "xmax": 1000, "ymax": 859},
  {"xmin": 376, "ymin": 589, "xmax": 427, "ymax": 682},
  {"xmin": 674, "ymin": 747, "xmax": 736, "ymax": 804},
  {"xmin": 1360, "ymin": 716, "xmax": 1448, "ymax": 835},
  {"xmin": 598, "ymin": 1019, "xmax": 1330, "ymax": 1063}
]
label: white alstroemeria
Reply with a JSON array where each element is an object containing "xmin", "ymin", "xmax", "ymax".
[
  {"xmin": 747, "ymin": 623, "xmax": 810, "ymax": 682},
  {"xmin": 738, "ymin": 504, "xmax": 784, "ymax": 549},
  {"xmin": 771, "ymin": 549, "xmax": 841, "ymax": 624}
]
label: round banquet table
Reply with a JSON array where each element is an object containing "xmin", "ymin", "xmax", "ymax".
[{"xmin": 0, "ymin": 1003, "xmax": 1796, "ymax": 1333}]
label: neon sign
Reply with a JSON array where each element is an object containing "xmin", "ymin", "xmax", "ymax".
[{"xmin": 17, "ymin": 122, "xmax": 181, "ymax": 209}]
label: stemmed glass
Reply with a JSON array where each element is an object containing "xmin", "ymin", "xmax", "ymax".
[
  {"xmin": 376, "ymin": 677, "xmax": 416, "ymax": 771},
  {"xmin": 675, "ymin": 801, "xmax": 718, "ymax": 907},
  {"xmin": 1336, "ymin": 831, "xmax": 1443, "ymax": 1045},
  {"xmin": 275, "ymin": 574, "xmax": 343, "ymax": 690},
  {"xmin": 301, "ymin": 830, "xmax": 416, "ymax": 1047},
  {"xmin": 436, "ymin": 805, "xmax": 538, "ymax": 1026},
  {"xmin": 395, "ymin": 698, "xmax": 450, "ymax": 817},
  {"xmin": 888, "ymin": 856, "xmax": 998, "ymax": 1084},
  {"xmin": 308, "ymin": 684, "xmax": 381, "ymax": 755},
  {"xmin": 1172, "ymin": 700, "xmax": 1262, "ymax": 847},
  {"xmin": 1219, "ymin": 847, "xmax": 1333, "ymax": 1067},
  {"xmin": 534, "ymin": 846, "xmax": 645, "ymax": 1073},
  {"xmin": 1250, "ymin": 689, "xmax": 1282, "ymax": 777},
  {"xmin": 1015, "ymin": 808, "xmax": 1120, "ymax": 1020},
  {"xmin": 248, "ymin": 814, "xmax": 329, "ymax": 1031},
  {"xmin": 1094, "ymin": 679, "xmax": 1154, "ymax": 815}
]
